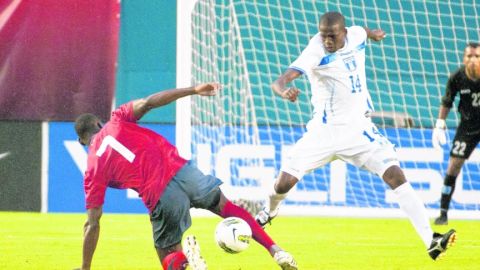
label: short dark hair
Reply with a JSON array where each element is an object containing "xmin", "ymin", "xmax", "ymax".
[
  {"xmin": 320, "ymin": 11, "xmax": 345, "ymax": 27},
  {"xmin": 75, "ymin": 113, "xmax": 100, "ymax": 141},
  {"xmin": 467, "ymin": 42, "xmax": 479, "ymax": 48}
]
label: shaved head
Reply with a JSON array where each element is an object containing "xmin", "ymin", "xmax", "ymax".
[
  {"xmin": 320, "ymin": 11, "xmax": 345, "ymax": 28},
  {"xmin": 75, "ymin": 113, "xmax": 102, "ymax": 145},
  {"xmin": 319, "ymin": 11, "xmax": 347, "ymax": 53}
]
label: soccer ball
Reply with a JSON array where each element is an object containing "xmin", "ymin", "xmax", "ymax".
[{"xmin": 214, "ymin": 217, "xmax": 252, "ymax": 254}]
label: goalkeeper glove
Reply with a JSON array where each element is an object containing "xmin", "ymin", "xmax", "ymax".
[{"xmin": 432, "ymin": 119, "xmax": 447, "ymax": 149}]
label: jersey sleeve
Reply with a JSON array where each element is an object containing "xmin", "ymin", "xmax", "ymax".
[
  {"xmin": 441, "ymin": 71, "xmax": 459, "ymax": 108},
  {"xmin": 110, "ymin": 101, "xmax": 138, "ymax": 123},
  {"xmin": 349, "ymin": 26, "xmax": 367, "ymax": 43},
  {"xmin": 289, "ymin": 33, "xmax": 322, "ymax": 74},
  {"xmin": 84, "ymin": 157, "xmax": 108, "ymax": 209}
]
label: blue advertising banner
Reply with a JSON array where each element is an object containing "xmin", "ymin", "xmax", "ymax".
[
  {"xmin": 192, "ymin": 126, "xmax": 480, "ymax": 215},
  {"xmin": 48, "ymin": 122, "xmax": 175, "ymax": 213},
  {"xmin": 48, "ymin": 122, "xmax": 480, "ymax": 215}
]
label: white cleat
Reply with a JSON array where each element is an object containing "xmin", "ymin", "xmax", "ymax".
[
  {"xmin": 183, "ymin": 235, "xmax": 207, "ymax": 270},
  {"xmin": 274, "ymin": 250, "xmax": 298, "ymax": 270},
  {"xmin": 255, "ymin": 207, "xmax": 278, "ymax": 228}
]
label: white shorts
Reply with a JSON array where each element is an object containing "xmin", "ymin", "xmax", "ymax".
[{"xmin": 281, "ymin": 120, "xmax": 399, "ymax": 180}]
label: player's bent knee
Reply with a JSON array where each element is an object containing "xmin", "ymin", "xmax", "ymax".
[
  {"xmin": 161, "ymin": 251, "xmax": 188, "ymax": 270},
  {"xmin": 382, "ymin": 165, "xmax": 406, "ymax": 189},
  {"xmin": 203, "ymin": 187, "xmax": 222, "ymax": 211},
  {"xmin": 274, "ymin": 174, "xmax": 298, "ymax": 194}
]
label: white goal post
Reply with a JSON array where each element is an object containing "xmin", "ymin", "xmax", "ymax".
[{"xmin": 177, "ymin": 0, "xmax": 480, "ymax": 219}]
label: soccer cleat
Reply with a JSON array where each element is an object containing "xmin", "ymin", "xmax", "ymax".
[
  {"xmin": 183, "ymin": 235, "xmax": 207, "ymax": 270},
  {"xmin": 427, "ymin": 229, "xmax": 456, "ymax": 260},
  {"xmin": 255, "ymin": 207, "xmax": 278, "ymax": 228},
  {"xmin": 434, "ymin": 215, "xmax": 448, "ymax": 225},
  {"xmin": 274, "ymin": 250, "xmax": 298, "ymax": 270}
]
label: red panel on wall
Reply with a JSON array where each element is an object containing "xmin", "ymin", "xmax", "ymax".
[{"xmin": 0, "ymin": 0, "xmax": 119, "ymax": 121}]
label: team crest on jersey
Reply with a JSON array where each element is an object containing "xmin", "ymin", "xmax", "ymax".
[
  {"xmin": 343, "ymin": 55, "xmax": 357, "ymax": 71},
  {"xmin": 460, "ymin": 89, "xmax": 471, "ymax": 94}
]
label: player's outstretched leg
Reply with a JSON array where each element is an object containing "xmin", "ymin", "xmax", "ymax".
[
  {"xmin": 427, "ymin": 229, "xmax": 457, "ymax": 260},
  {"xmin": 255, "ymin": 173, "xmax": 296, "ymax": 227},
  {"xmin": 183, "ymin": 235, "xmax": 207, "ymax": 270},
  {"xmin": 218, "ymin": 198, "xmax": 297, "ymax": 269},
  {"xmin": 274, "ymin": 250, "xmax": 298, "ymax": 270}
]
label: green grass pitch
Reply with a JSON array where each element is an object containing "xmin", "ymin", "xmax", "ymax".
[{"xmin": 1, "ymin": 212, "xmax": 479, "ymax": 269}]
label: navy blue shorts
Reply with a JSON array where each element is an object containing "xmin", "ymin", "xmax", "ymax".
[{"xmin": 149, "ymin": 163, "xmax": 223, "ymax": 248}]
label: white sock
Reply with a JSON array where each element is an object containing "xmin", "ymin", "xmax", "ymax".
[
  {"xmin": 266, "ymin": 186, "xmax": 288, "ymax": 216},
  {"xmin": 393, "ymin": 182, "xmax": 433, "ymax": 248}
]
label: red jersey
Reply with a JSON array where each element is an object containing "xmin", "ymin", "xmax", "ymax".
[{"xmin": 83, "ymin": 102, "xmax": 187, "ymax": 212}]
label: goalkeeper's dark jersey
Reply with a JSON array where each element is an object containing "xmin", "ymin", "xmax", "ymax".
[{"xmin": 441, "ymin": 66, "xmax": 480, "ymax": 131}]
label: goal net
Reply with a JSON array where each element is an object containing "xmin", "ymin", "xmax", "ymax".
[{"xmin": 178, "ymin": 0, "xmax": 480, "ymax": 218}]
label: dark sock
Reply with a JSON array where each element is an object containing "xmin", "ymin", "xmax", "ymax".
[
  {"xmin": 439, "ymin": 174, "xmax": 457, "ymax": 216},
  {"xmin": 220, "ymin": 200, "xmax": 275, "ymax": 251}
]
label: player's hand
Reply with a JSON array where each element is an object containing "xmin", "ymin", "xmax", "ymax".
[
  {"xmin": 194, "ymin": 82, "xmax": 221, "ymax": 96},
  {"xmin": 281, "ymin": 87, "xmax": 300, "ymax": 102},
  {"xmin": 432, "ymin": 119, "xmax": 447, "ymax": 149},
  {"xmin": 369, "ymin": 29, "xmax": 386, "ymax": 41}
]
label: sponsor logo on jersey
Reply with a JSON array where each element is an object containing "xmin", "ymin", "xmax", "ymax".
[{"xmin": 460, "ymin": 89, "xmax": 471, "ymax": 94}]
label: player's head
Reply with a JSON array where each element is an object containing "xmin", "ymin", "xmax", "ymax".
[
  {"xmin": 319, "ymin": 11, "xmax": 347, "ymax": 53},
  {"xmin": 463, "ymin": 42, "xmax": 480, "ymax": 80},
  {"xmin": 75, "ymin": 113, "xmax": 103, "ymax": 146}
]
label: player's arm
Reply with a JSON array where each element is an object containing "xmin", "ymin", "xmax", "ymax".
[
  {"xmin": 364, "ymin": 27, "xmax": 386, "ymax": 42},
  {"xmin": 432, "ymin": 77, "xmax": 456, "ymax": 149},
  {"xmin": 272, "ymin": 68, "xmax": 302, "ymax": 102},
  {"xmin": 437, "ymin": 105, "xmax": 450, "ymax": 121},
  {"xmin": 432, "ymin": 105, "xmax": 450, "ymax": 149},
  {"xmin": 436, "ymin": 73, "xmax": 457, "ymax": 129},
  {"xmin": 132, "ymin": 82, "xmax": 221, "ymax": 120},
  {"xmin": 81, "ymin": 206, "xmax": 103, "ymax": 270},
  {"xmin": 434, "ymin": 105, "xmax": 450, "ymax": 131}
]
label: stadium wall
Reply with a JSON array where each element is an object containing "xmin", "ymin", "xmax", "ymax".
[
  {"xmin": 0, "ymin": 0, "xmax": 119, "ymax": 121},
  {"xmin": 0, "ymin": 121, "xmax": 42, "ymax": 211},
  {"xmin": 0, "ymin": 0, "xmax": 177, "ymax": 211},
  {"xmin": 115, "ymin": 0, "xmax": 177, "ymax": 124}
]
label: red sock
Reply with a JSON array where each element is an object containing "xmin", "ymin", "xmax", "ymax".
[
  {"xmin": 162, "ymin": 251, "xmax": 188, "ymax": 270},
  {"xmin": 220, "ymin": 200, "xmax": 275, "ymax": 251}
]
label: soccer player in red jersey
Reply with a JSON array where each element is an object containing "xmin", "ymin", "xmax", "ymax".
[{"xmin": 74, "ymin": 83, "xmax": 297, "ymax": 270}]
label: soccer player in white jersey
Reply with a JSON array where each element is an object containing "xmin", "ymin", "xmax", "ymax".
[{"xmin": 255, "ymin": 11, "xmax": 456, "ymax": 260}]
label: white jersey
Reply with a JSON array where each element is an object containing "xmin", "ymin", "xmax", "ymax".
[{"xmin": 290, "ymin": 26, "xmax": 374, "ymax": 126}]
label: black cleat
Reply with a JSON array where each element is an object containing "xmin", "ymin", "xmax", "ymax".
[
  {"xmin": 427, "ymin": 229, "xmax": 456, "ymax": 260},
  {"xmin": 434, "ymin": 215, "xmax": 448, "ymax": 225}
]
